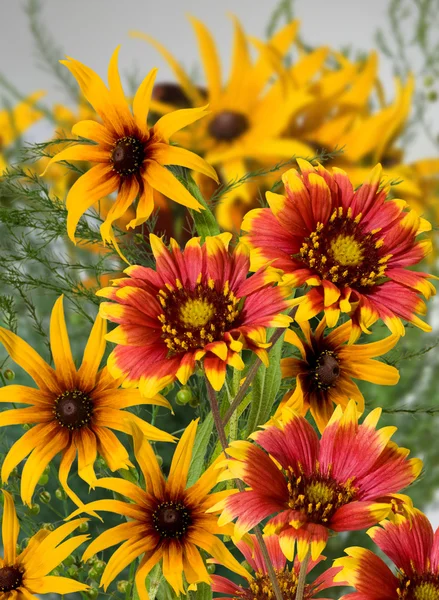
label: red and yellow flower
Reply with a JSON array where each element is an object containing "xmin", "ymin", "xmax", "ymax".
[
  {"xmin": 212, "ymin": 533, "xmax": 342, "ymax": 600},
  {"xmin": 0, "ymin": 296, "xmax": 173, "ymax": 507},
  {"xmin": 97, "ymin": 232, "xmax": 293, "ymax": 396},
  {"xmin": 279, "ymin": 318, "xmax": 400, "ymax": 432},
  {"xmin": 242, "ymin": 160, "xmax": 436, "ymax": 339},
  {"xmin": 43, "ymin": 46, "xmax": 218, "ymax": 246},
  {"xmin": 214, "ymin": 401, "xmax": 421, "ymax": 561},
  {"xmin": 68, "ymin": 420, "xmax": 249, "ymax": 599},
  {"xmin": 334, "ymin": 509, "xmax": 439, "ymax": 599},
  {"xmin": 0, "ymin": 490, "xmax": 89, "ymax": 598}
]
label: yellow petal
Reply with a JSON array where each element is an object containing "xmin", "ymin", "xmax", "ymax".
[
  {"xmin": 101, "ymin": 538, "xmax": 147, "ymax": 591},
  {"xmin": 50, "ymin": 296, "xmax": 76, "ymax": 388},
  {"xmin": 167, "ymin": 419, "xmax": 198, "ymax": 497},
  {"xmin": 154, "ymin": 105, "xmax": 210, "ymax": 142},
  {"xmin": 133, "ymin": 68, "xmax": 158, "ymax": 133},
  {"xmin": 145, "ymin": 161, "xmax": 203, "ymax": 210},
  {"xmin": 2, "ymin": 490, "xmax": 19, "ymax": 563},
  {"xmin": 189, "ymin": 16, "xmax": 221, "ymax": 102},
  {"xmin": 131, "ymin": 421, "xmax": 165, "ymax": 497},
  {"xmin": 78, "ymin": 315, "xmax": 107, "ymax": 388},
  {"xmin": 24, "ymin": 576, "xmax": 89, "ymax": 594},
  {"xmin": 152, "ymin": 143, "xmax": 218, "ymax": 182}
]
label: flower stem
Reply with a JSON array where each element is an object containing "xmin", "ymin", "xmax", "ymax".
[
  {"xmin": 206, "ymin": 381, "xmax": 284, "ymax": 600},
  {"xmin": 295, "ymin": 548, "xmax": 311, "ymax": 600}
]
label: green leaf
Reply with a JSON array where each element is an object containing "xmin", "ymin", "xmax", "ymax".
[
  {"xmin": 186, "ymin": 413, "xmax": 214, "ymax": 487},
  {"xmin": 244, "ymin": 330, "xmax": 285, "ymax": 437},
  {"xmin": 186, "ymin": 176, "xmax": 220, "ymax": 241},
  {"xmin": 189, "ymin": 583, "xmax": 213, "ymax": 600}
]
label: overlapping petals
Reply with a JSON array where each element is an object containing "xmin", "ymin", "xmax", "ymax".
[
  {"xmin": 214, "ymin": 400, "xmax": 421, "ymax": 561},
  {"xmin": 242, "ymin": 160, "xmax": 436, "ymax": 339},
  {"xmin": 67, "ymin": 420, "xmax": 249, "ymax": 599},
  {"xmin": 97, "ymin": 232, "xmax": 293, "ymax": 396},
  {"xmin": 279, "ymin": 318, "xmax": 400, "ymax": 432},
  {"xmin": 0, "ymin": 296, "xmax": 173, "ymax": 507},
  {"xmin": 334, "ymin": 509, "xmax": 439, "ymax": 599},
  {"xmin": 42, "ymin": 46, "xmax": 218, "ymax": 246},
  {"xmin": 0, "ymin": 490, "xmax": 89, "ymax": 599}
]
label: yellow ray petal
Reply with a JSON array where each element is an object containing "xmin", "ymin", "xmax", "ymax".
[
  {"xmin": 127, "ymin": 180, "xmax": 154, "ymax": 229},
  {"xmin": 66, "ymin": 163, "xmax": 119, "ymax": 243},
  {"xmin": 154, "ymin": 105, "xmax": 210, "ymax": 142},
  {"xmin": 189, "ymin": 16, "xmax": 222, "ymax": 103},
  {"xmin": 101, "ymin": 538, "xmax": 147, "ymax": 591},
  {"xmin": 152, "ymin": 142, "xmax": 218, "ymax": 182},
  {"xmin": 100, "ymin": 177, "xmax": 139, "ymax": 244},
  {"xmin": 2, "ymin": 490, "xmax": 19, "ymax": 563},
  {"xmin": 25, "ymin": 535, "xmax": 90, "ymax": 579},
  {"xmin": 42, "ymin": 144, "xmax": 109, "ymax": 176},
  {"xmin": 167, "ymin": 419, "xmax": 198, "ymax": 498},
  {"xmin": 131, "ymin": 421, "xmax": 165, "ymax": 497},
  {"xmin": 1, "ymin": 423, "xmax": 51, "ymax": 483},
  {"xmin": 225, "ymin": 15, "xmax": 251, "ymax": 105},
  {"xmin": 145, "ymin": 161, "xmax": 203, "ymax": 210},
  {"xmin": 0, "ymin": 327, "xmax": 58, "ymax": 394},
  {"xmin": 24, "ymin": 576, "xmax": 88, "ymax": 594},
  {"xmin": 50, "ymin": 296, "xmax": 76, "ymax": 389},
  {"xmin": 78, "ymin": 315, "xmax": 107, "ymax": 388},
  {"xmin": 82, "ymin": 520, "xmax": 144, "ymax": 562},
  {"xmin": 107, "ymin": 46, "xmax": 136, "ymax": 128},
  {"xmin": 135, "ymin": 548, "xmax": 164, "ymax": 600},
  {"xmin": 75, "ymin": 428, "xmax": 97, "ymax": 486},
  {"xmin": 133, "ymin": 68, "xmax": 158, "ymax": 133},
  {"xmin": 72, "ymin": 119, "xmax": 114, "ymax": 145},
  {"xmin": 163, "ymin": 542, "xmax": 184, "ymax": 595}
]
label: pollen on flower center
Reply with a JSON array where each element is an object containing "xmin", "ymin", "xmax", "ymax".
[
  {"xmin": 208, "ymin": 110, "xmax": 249, "ymax": 142},
  {"xmin": 111, "ymin": 136, "xmax": 144, "ymax": 176},
  {"xmin": 397, "ymin": 574, "xmax": 439, "ymax": 600},
  {"xmin": 246, "ymin": 570, "xmax": 310, "ymax": 600},
  {"xmin": 329, "ymin": 234, "xmax": 364, "ymax": 266},
  {"xmin": 286, "ymin": 467, "xmax": 357, "ymax": 525},
  {"xmin": 314, "ymin": 351, "xmax": 340, "ymax": 389},
  {"xmin": 179, "ymin": 298, "xmax": 215, "ymax": 327},
  {"xmin": 54, "ymin": 390, "xmax": 93, "ymax": 430},
  {"xmin": 152, "ymin": 501, "xmax": 191, "ymax": 539},
  {"xmin": 298, "ymin": 207, "xmax": 390, "ymax": 289},
  {"xmin": 0, "ymin": 566, "xmax": 23, "ymax": 592},
  {"xmin": 158, "ymin": 278, "xmax": 241, "ymax": 355}
]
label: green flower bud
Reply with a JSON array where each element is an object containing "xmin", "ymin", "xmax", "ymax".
[
  {"xmin": 207, "ymin": 564, "xmax": 216, "ymax": 574},
  {"xmin": 176, "ymin": 387, "xmax": 192, "ymax": 405},
  {"xmin": 3, "ymin": 369, "xmax": 15, "ymax": 381},
  {"xmin": 41, "ymin": 522, "xmax": 55, "ymax": 531},
  {"xmin": 78, "ymin": 521, "xmax": 89, "ymax": 533},
  {"xmin": 38, "ymin": 473, "xmax": 49, "ymax": 486},
  {"xmin": 428, "ymin": 90, "xmax": 438, "ymax": 102},
  {"xmin": 117, "ymin": 581, "xmax": 131, "ymax": 593},
  {"xmin": 39, "ymin": 491, "xmax": 51, "ymax": 504},
  {"xmin": 189, "ymin": 395, "xmax": 200, "ymax": 408},
  {"xmin": 155, "ymin": 454, "xmax": 163, "ymax": 467},
  {"xmin": 28, "ymin": 503, "xmax": 40, "ymax": 515},
  {"xmin": 88, "ymin": 567, "xmax": 99, "ymax": 580},
  {"xmin": 67, "ymin": 565, "xmax": 78, "ymax": 578},
  {"xmin": 22, "ymin": 423, "xmax": 32, "ymax": 431},
  {"xmin": 63, "ymin": 555, "xmax": 75, "ymax": 567},
  {"xmin": 95, "ymin": 457, "xmax": 106, "ymax": 470},
  {"xmin": 51, "ymin": 569, "xmax": 61, "ymax": 577},
  {"xmin": 55, "ymin": 488, "xmax": 67, "ymax": 501},
  {"xmin": 94, "ymin": 560, "xmax": 106, "ymax": 575},
  {"xmin": 424, "ymin": 75, "xmax": 435, "ymax": 87},
  {"xmin": 86, "ymin": 588, "xmax": 99, "ymax": 599}
]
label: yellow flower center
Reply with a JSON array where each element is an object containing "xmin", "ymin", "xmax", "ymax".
[
  {"xmin": 179, "ymin": 298, "xmax": 215, "ymax": 327},
  {"xmin": 330, "ymin": 234, "xmax": 364, "ymax": 266},
  {"xmin": 158, "ymin": 277, "xmax": 241, "ymax": 355},
  {"xmin": 286, "ymin": 467, "xmax": 357, "ymax": 525},
  {"xmin": 298, "ymin": 207, "xmax": 391, "ymax": 289},
  {"xmin": 397, "ymin": 575, "xmax": 439, "ymax": 600}
]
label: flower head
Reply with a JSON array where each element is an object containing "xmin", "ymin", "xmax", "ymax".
[
  {"xmin": 215, "ymin": 401, "xmax": 421, "ymax": 561},
  {"xmin": 0, "ymin": 490, "xmax": 89, "ymax": 598},
  {"xmin": 334, "ymin": 509, "xmax": 439, "ymax": 599},
  {"xmin": 212, "ymin": 534, "xmax": 342, "ymax": 600},
  {"xmin": 132, "ymin": 17, "xmax": 317, "ymax": 229},
  {"xmin": 279, "ymin": 318, "xmax": 400, "ymax": 432},
  {"xmin": 98, "ymin": 232, "xmax": 293, "ymax": 396},
  {"xmin": 43, "ymin": 46, "xmax": 218, "ymax": 245},
  {"xmin": 242, "ymin": 160, "xmax": 436, "ymax": 339},
  {"xmin": 68, "ymin": 420, "xmax": 249, "ymax": 598},
  {"xmin": 0, "ymin": 296, "xmax": 173, "ymax": 507}
]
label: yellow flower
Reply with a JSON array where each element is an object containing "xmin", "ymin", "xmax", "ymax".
[
  {"xmin": 0, "ymin": 296, "xmax": 174, "ymax": 508},
  {"xmin": 0, "ymin": 490, "xmax": 89, "ymax": 598},
  {"xmin": 43, "ymin": 46, "xmax": 218, "ymax": 246},
  {"xmin": 68, "ymin": 420, "xmax": 249, "ymax": 598},
  {"xmin": 0, "ymin": 92, "xmax": 44, "ymax": 173},
  {"xmin": 132, "ymin": 17, "xmax": 317, "ymax": 229}
]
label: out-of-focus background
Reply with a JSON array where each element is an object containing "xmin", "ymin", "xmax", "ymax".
[{"xmin": 0, "ymin": 1, "xmax": 439, "ymax": 598}]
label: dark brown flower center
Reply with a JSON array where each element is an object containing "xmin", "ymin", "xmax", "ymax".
[
  {"xmin": 152, "ymin": 501, "xmax": 191, "ymax": 539},
  {"xmin": 314, "ymin": 351, "xmax": 340, "ymax": 388},
  {"xmin": 54, "ymin": 390, "xmax": 93, "ymax": 430},
  {"xmin": 158, "ymin": 279, "xmax": 241, "ymax": 355},
  {"xmin": 152, "ymin": 83, "xmax": 192, "ymax": 108},
  {"xmin": 111, "ymin": 136, "xmax": 144, "ymax": 176},
  {"xmin": 0, "ymin": 566, "xmax": 23, "ymax": 592},
  {"xmin": 208, "ymin": 111, "xmax": 249, "ymax": 141},
  {"xmin": 397, "ymin": 573, "xmax": 439, "ymax": 599},
  {"xmin": 286, "ymin": 467, "xmax": 357, "ymax": 525},
  {"xmin": 298, "ymin": 208, "xmax": 390, "ymax": 290}
]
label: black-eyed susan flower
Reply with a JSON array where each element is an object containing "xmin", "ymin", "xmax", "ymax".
[
  {"xmin": 334, "ymin": 509, "xmax": 439, "ymax": 599},
  {"xmin": 68, "ymin": 420, "xmax": 250, "ymax": 599},
  {"xmin": 0, "ymin": 296, "xmax": 173, "ymax": 507},
  {"xmin": 132, "ymin": 17, "xmax": 316, "ymax": 229},
  {"xmin": 43, "ymin": 47, "xmax": 218, "ymax": 245},
  {"xmin": 212, "ymin": 533, "xmax": 343, "ymax": 600},
  {"xmin": 97, "ymin": 232, "xmax": 293, "ymax": 396},
  {"xmin": 278, "ymin": 318, "xmax": 400, "ymax": 432},
  {"xmin": 0, "ymin": 490, "xmax": 89, "ymax": 598},
  {"xmin": 214, "ymin": 401, "xmax": 421, "ymax": 562},
  {"xmin": 242, "ymin": 160, "xmax": 436, "ymax": 340}
]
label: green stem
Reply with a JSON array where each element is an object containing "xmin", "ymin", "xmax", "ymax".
[
  {"xmin": 295, "ymin": 549, "xmax": 311, "ymax": 600},
  {"xmin": 206, "ymin": 381, "xmax": 284, "ymax": 600}
]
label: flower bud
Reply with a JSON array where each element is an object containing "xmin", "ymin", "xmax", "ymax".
[
  {"xmin": 117, "ymin": 581, "xmax": 131, "ymax": 593},
  {"xmin": 3, "ymin": 369, "xmax": 15, "ymax": 381},
  {"xmin": 39, "ymin": 491, "xmax": 51, "ymax": 504}
]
